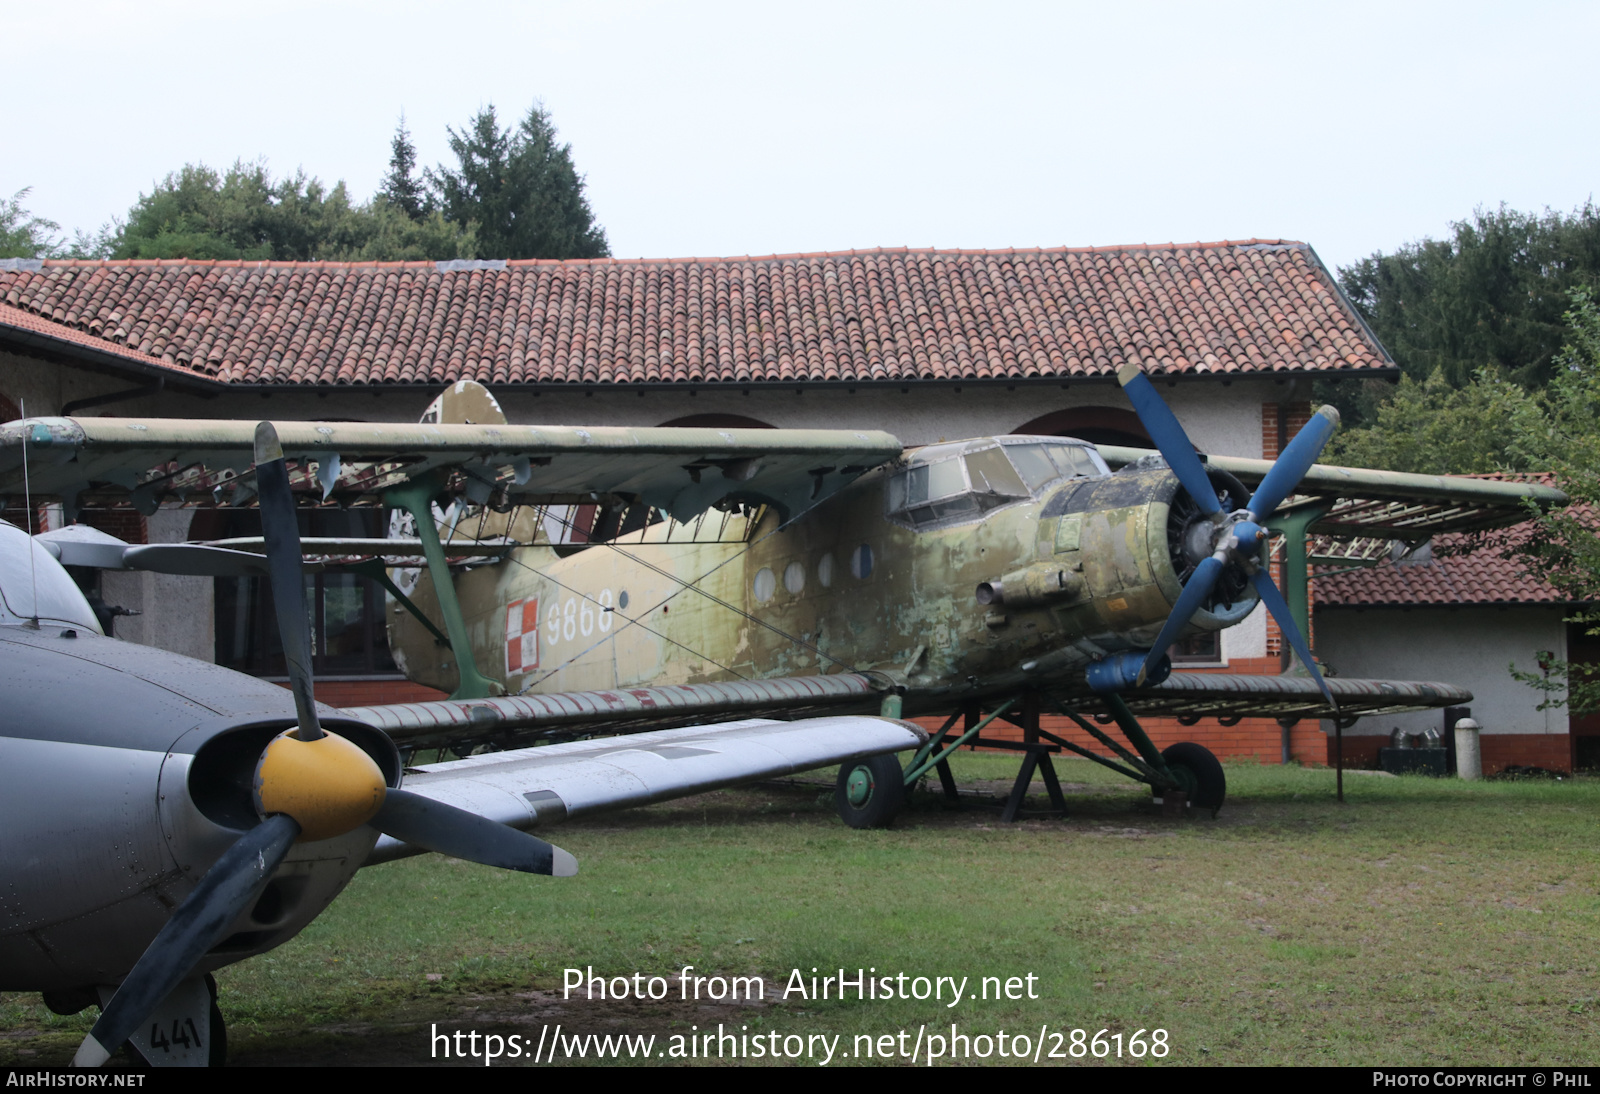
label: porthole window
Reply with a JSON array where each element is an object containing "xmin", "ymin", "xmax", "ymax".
[
  {"xmin": 752, "ymin": 567, "xmax": 777, "ymax": 602},
  {"xmin": 784, "ymin": 561, "xmax": 806, "ymax": 595},
  {"xmin": 817, "ymin": 552, "xmax": 835, "ymax": 587},
  {"xmin": 618, "ymin": 590, "xmax": 629, "ymax": 610},
  {"xmin": 850, "ymin": 544, "xmax": 874, "ymax": 580}
]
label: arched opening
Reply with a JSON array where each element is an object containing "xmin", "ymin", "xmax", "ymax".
[
  {"xmin": 656, "ymin": 413, "xmax": 776, "ymax": 429},
  {"xmin": 1013, "ymin": 407, "xmax": 1150, "ymax": 448}
]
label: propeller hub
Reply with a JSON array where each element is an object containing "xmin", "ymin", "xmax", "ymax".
[
  {"xmin": 1230, "ymin": 519, "xmax": 1268, "ymax": 557},
  {"xmin": 253, "ymin": 729, "xmax": 387, "ymax": 843}
]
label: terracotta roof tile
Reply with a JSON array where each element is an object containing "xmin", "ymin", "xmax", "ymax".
[
  {"xmin": 0, "ymin": 242, "xmax": 1392, "ymax": 387},
  {"xmin": 1318, "ymin": 480, "xmax": 1590, "ymax": 608},
  {"xmin": 1316, "ymin": 542, "xmax": 1566, "ymax": 608}
]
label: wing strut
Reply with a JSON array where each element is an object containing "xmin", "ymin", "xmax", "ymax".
[{"xmin": 383, "ymin": 475, "xmax": 503, "ymax": 701}]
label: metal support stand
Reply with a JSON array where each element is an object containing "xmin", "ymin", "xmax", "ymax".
[
  {"xmin": 1334, "ymin": 715, "xmax": 1360, "ymax": 803},
  {"xmin": 1277, "ymin": 715, "xmax": 1299, "ymax": 766},
  {"xmin": 1000, "ymin": 744, "xmax": 1068, "ymax": 822}
]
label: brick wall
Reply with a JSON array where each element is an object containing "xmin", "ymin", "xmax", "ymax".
[
  {"xmin": 1480, "ymin": 734, "xmax": 1572, "ymax": 775},
  {"xmin": 1326, "ymin": 733, "xmax": 1572, "ymax": 774},
  {"xmin": 916, "ymin": 712, "xmax": 1324, "ymax": 766},
  {"xmin": 78, "ymin": 509, "xmax": 149, "ymax": 545},
  {"xmin": 1261, "ymin": 401, "xmax": 1314, "ymax": 659},
  {"xmin": 277, "ymin": 678, "xmax": 448, "ymax": 708}
]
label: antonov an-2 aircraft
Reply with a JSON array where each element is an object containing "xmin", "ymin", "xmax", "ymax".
[{"xmin": 0, "ymin": 365, "xmax": 1563, "ymax": 1066}]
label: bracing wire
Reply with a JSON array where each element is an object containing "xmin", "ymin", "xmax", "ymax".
[{"xmin": 517, "ymin": 487, "xmax": 858, "ymax": 691}]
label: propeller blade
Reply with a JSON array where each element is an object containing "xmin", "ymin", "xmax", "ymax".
[
  {"xmin": 1117, "ymin": 363, "xmax": 1222, "ymax": 517},
  {"xmin": 1247, "ymin": 568, "xmax": 1337, "ymax": 711},
  {"xmin": 1139, "ymin": 555, "xmax": 1226, "ymax": 684},
  {"xmin": 74, "ymin": 815, "xmax": 300, "ymax": 1067},
  {"xmin": 254, "ymin": 422, "xmax": 322, "ymax": 742},
  {"xmin": 374, "ymin": 789, "xmax": 578, "ymax": 877},
  {"xmin": 1246, "ymin": 405, "xmax": 1340, "ymax": 521}
]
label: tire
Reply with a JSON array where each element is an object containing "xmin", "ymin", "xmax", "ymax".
[
  {"xmin": 1161, "ymin": 742, "xmax": 1226, "ymax": 812},
  {"xmin": 834, "ymin": 754, "xmax": 906, "ymax": 829}
]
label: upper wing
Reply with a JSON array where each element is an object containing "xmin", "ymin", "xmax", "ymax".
[
  {"xmin": 1095, "ymin": 444, "xmax": 1565, "ymax": 539},
  {"xmin": 0, "ymin": 416, "xmax": 903, "ymax": 522},
  {"xmin": 1056, "ymin": 673, "xmax": 1473, "ymax": 722},
  {"xmin": 364, "ymin": 713, "xmax": 925, "ymax": 864}
]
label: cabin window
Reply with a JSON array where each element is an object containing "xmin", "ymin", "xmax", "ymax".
[
  {"xmin": 0, "ymin": 521, "xmax": 102, "ymax": 632},
  {"xmin": 850, "ymin": 544, "xmax": 874, "ymax": 579},
  {"xmin": 886, "ymin": 437, "xmax": 1107, "ymax": 530},
  {"xmin": 752, "ymin": 567, "xmax": 776, "ymax": 602},
  {"xmin": 817, "ymin": 552, "xmax": 835, "ymax": 587}
]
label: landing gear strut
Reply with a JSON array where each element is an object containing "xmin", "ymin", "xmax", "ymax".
[{"xmin": 846, "ymin": 690, "xmax": 1226, "ymax": 824}]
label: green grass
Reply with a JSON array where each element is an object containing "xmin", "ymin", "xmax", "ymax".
[{"xmin": 6, "ymin": 756, "xmax": 1599, "ymax": 1066}]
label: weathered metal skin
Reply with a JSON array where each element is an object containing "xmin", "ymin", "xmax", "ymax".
[
  {"xmin": 346, "ymin": 673, "xmax": 883, "ymax": 750},
  {"xmin": 0, "ymin": 627, "xmax": 399, "ymax": 994},
  {"xmin": 390, "ymin": 452, "xmax": 1253, "ymax": 715}
]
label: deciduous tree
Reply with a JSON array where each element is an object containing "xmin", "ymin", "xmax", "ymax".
[{"xmin": 1, "ymin": 188, "xmax": 63, "ymax": 258}]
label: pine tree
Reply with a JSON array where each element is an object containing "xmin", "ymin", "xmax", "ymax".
[
  {"xmin": 429, "ymin": 102, "xmax": 609, "ymax": 260},
  {"xmin": 378, "ymin": 115, "xmax": 426, "ymax": 221}
]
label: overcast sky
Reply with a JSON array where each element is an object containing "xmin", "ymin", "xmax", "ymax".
[{"xmin": 6, "ymin": 0, "xmax": 1595, "ymax": 272}]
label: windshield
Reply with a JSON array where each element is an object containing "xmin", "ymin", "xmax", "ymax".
[
  {"xmin": 886, "ymin": 436, "xmax": 1108, "ymax": 529},
  {"xmin": 0, "ymin": 520, "xmax": 104, "ymax": 632}
]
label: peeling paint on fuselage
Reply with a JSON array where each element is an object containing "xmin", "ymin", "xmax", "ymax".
[{"xmin": 390, "ymin": 459, "xmax": 1258, "ymax": 712}]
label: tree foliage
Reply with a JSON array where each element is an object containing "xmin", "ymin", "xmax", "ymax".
[
  {"xmin": 1339, "ymin": 204, "xmax": 1600, "ymax": 392},
  {"xmin": 1329, "ymin": 287, "xmax": 1600, "ymax": 714},
  {"xmin": 1324, "ymin": 366, "xmax": 1546, "ymax": 476},
  {"xmin": 1503, "ymin": 287, "xmax": 1600, "ymax": 715},
  {"xmin": 19, "ymin": 103, "xmax": 606, "ymax": 264},
  {"xmin": 378, "ymin": 116, "xmax": 427, "ymax": 222},
  {"xmin": 1, "ymin": 188, "xmax": 63, "ymax": 259},
  {"xmin": 428, "ymin": 103, "xmax": 609, "ymax": 260}
]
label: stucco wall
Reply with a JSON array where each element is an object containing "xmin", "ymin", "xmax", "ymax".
[
  {"xmin": 99, "ymin": 509, "xmax": 214, "ymax": 662},
  {"xmin": 1315, "ymin": 606, "xmax": 1567, "ymax": 737},
  {"xmin": 0, "ymin": 348, "xmax": 1285, "ymax": 456}
]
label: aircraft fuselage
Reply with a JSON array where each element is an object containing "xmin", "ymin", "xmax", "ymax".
[{"xmin": 390, "ymin": 441, "xmax": 1258, "ymax": 708}]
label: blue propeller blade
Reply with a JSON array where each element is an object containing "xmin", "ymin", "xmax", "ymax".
[
  {"xmin": 1140, "ymin": 555, "xmax": 1225, "ymax": 684},
  {"xmin": 1246, "ymin": 405, "xmax": 1340, "ymax": 521},
  {"xmin": 1117, "ymin": 364, "xmax": 1222, "ymax": 517},
  {"xmin": 1247, "ymin": 568, "xmax": 1337, "ymax": 711}
]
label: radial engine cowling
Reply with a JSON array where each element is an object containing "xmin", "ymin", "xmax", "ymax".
[{"xmin": 1037, "ymin": 461, "xmax": 1260, "ymax": 645}]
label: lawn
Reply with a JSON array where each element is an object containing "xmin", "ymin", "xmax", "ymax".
[{"xmin": 5, "ymin": 754, "xmax": 1598, "ymax": 1066}]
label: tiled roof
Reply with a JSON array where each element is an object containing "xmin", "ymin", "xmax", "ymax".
[
  {"xmin": 0, "ymin": 241, "xmax": 1393, "ymax": 388},
  {"xmin": 0, "ymin": 301, "xmax": 197, "ymax": 378},
  {"xmin": 1315, "ymin": 538, "xmax": 1566, "ymax": 608}
]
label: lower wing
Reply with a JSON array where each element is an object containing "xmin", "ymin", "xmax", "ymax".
[
  {"xmin": 363, "ymin": 713, "xmax": 924, "ymax": 865},
  {"xmin": 1060, "ymin": 673, "xmax": 1471, "ymax": 722}
]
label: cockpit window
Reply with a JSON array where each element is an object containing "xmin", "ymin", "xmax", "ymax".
[
  {"xmin": 0, "ymin": 521, "xmax": 103, "ymax": 633},
  {"xmin": 886, "ymin": 435, "xmax": 1108, "ymax": 529},
  {"xmin": 964, "ymin": 446, "xmax": 1028, "ymax": 498}
]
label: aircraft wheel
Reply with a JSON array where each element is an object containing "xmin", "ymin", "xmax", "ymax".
[
  {"xmin": 1161, "ymin": 742, "xmax": 1226, "ymax": 812},
  {"xmin": 835, "ymin": 754, "xmax": 906, "ymax": 829}
]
